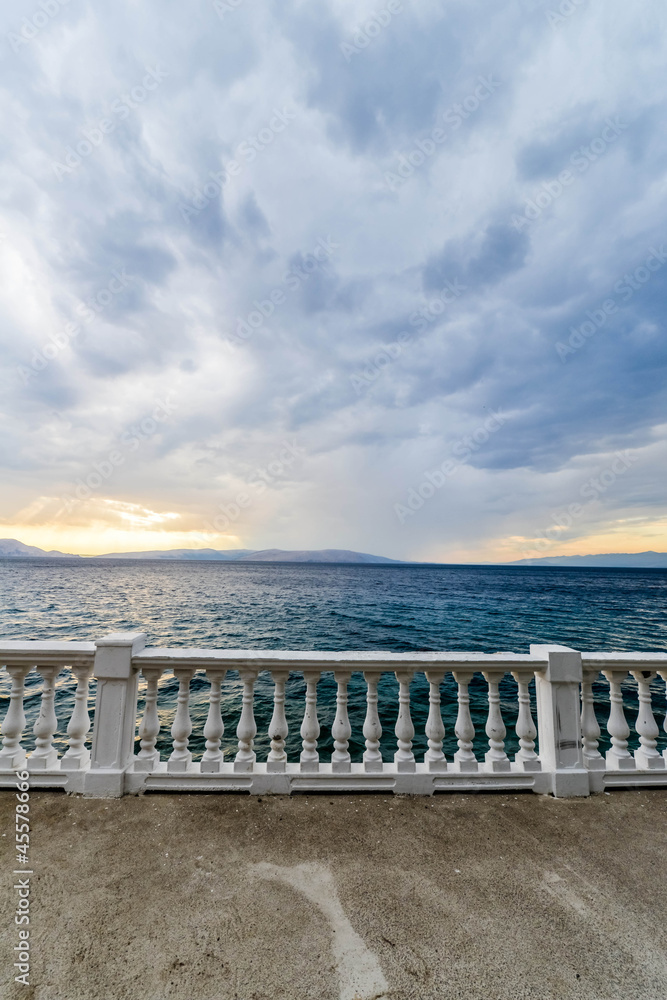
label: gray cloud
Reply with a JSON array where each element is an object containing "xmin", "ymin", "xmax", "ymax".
[{"xmin": 1, "ymin": 0, "xmax": 666, "ymax": 559}]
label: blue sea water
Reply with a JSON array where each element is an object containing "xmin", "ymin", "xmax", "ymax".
[{"xmin": 1, "ymin": 559, "xmax": 666, "ymax": 764}]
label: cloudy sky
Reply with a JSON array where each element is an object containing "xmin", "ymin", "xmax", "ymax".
[{"xmin": 1, "ymin": 0, "xmax": 666, "ymax": 561}]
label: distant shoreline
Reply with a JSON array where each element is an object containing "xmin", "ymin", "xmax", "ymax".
[{"xmin": 2, "ymin": 556, "xmax": 667, "ymax": 571}]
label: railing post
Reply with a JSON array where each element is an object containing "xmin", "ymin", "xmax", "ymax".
[
  {"xmin": 84, "ymin": 632, "xmax": 146, "ymax": 797},
  {"xmin": 531, "ymin": 644, "xmax": 590, "ymax": 798}
]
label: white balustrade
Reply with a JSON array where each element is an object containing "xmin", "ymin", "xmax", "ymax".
[
  {"xmin": 394, "ymin": 670, "xmax": 415, "ymax": 772},
  {"xmin": 61, "ymin": 663, "xmax": 94, "ymax": 771},
  {"xmin": 300, "ymin": 671, "xmax": 321, "ymax": 772},
  {"xmin": 631, "ymin": 669, "xmax": 664, "ymax": 770},
  {"xmin": 201, "ymin": 668, "xmax": 227, "ymax": 773},
  {"xmin": 331, "ymin": 671, "xmax": 352, "ymax": 773},
  {"xmin": 452, "ymin": 670, "xmax": 477, "ymax": 772},
  {"xmin": 135, "ymin": 667, "xmax": 163, "ymax": 771},
  {"xmin": 3, "ymin": 639, "xmax": 667, "ymax": 798},
  {"xmin": 602, "ymin": 670, "xmax": 635, "ymax": 770},
  {"xmin": 363, "ymin": 672, "xmax": 383, "ymax": 772},
  {"xmin": 234, "ymin": 669, "xmax": 258, "ymax": 773},
  {"xmin": 267, "ymin": 670, "xmax": 289, "ymax": 772},
  {"xmin": 0, "ymin": 664, "xmax": 31, "ymax": 770},
  {"xmin": 424, "ymin": 671, "xmax": 446, "ymax": 771},
  {"xmin": 168, "ymin": 667, "xmax": 195, "ymax": 772},
  {"xmin": 511, "ymin": 668, "xmax": 540, "ymax": 771},
  {"xmin": 28, "ymin": 665, "xmax": 60, "ymax": 770},
  {"xmin": 482, "ymin": 671, "xmax": 510, "ymax": 772}
]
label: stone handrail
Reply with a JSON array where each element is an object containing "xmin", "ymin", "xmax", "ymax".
[{"xmin": 1, "ymin": 633, "xmax": 666, "ymax": 797}]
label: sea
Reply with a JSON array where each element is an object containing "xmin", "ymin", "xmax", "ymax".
[{"xmin": 1, "ymin": 559, "xmax": 666, "ymax": 763}]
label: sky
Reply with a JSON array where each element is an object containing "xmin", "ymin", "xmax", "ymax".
[{"xmin": 0, "ymin": 0, "xmax": 666, "ymax": 561}]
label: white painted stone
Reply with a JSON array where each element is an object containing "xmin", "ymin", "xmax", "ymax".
[
  {"xmin": 200, "ymin": 667, "xmax": 227, "ymax": 773},
  {"xmin": 580, "ymin": 668, "xmax": 605, "ymax": 771},
  {"xmin": 424, "ymin": 670, "xmax": 446, "ymax": 771},
  {"xmin": 331, "ymin": 671, "xmax": 352, "ymax": 773},
  {"xmin": 602, "ymin": 669, "xmax": 635, "ymax": 771},
  {"xmin": 84, "ymin": 632, "xmax": 146, "ymax": 797},
  {"xmin": 168, "ymin": 667, "xmax": 195, "ymax": 772},
  {"xmin": 3, "ymin": 636, "xmax": 667, "ymax": 799},
  {"xmin": 483, "ymin": 670, "xmax": 510, "ymax": 773},
  {"xmin": 511, "ymin": 668, "xmax": 540, "ymax": 772},
  {"xmin": 61, "ymin": 662, "xmax": 94, "ymax": 771},
  {"xmin": 393, "ymin": 670, "xmax": 415, "ymax": 773},
  {"xmin": 532, "ymin": 645, "xmax": 589, "ymax": 797},
  {"xmin": 0, "ymin": 664, "xmax": 31, "ymax": 769},
  {"xmin": 631, "ymin": 669, "xmax": 665, "ymax": 770},
  {"xmin": 28, "ymin": 665, "xmax": 61, "ymax": 770},
  {"xmin": 267, "ymin": 669, "xmax": 289, "ymax": 772},
  {"xmin": 234, "ymin": 668, "xmax": 258, "ymax": 773},
  {"xmin": 300, "ymin": 670, "xmax": 321, "ymax": 772},
  {"xmin": 451, "ymin": 670, "xmax": 478, "ymax": 773},
  {"xmin": 135, "ymin": 667, "xmax": 163, "ymax": 772},
  {"xmin": 362, "ymin": 672, "xmax": 383, "ymax": 773}
]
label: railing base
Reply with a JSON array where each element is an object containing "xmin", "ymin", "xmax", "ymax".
[
  {"xmin": 4, "ymin": 762, "xmax": 667, "ymax": 796},
  {"xmin": 120, "ymin": 761, "xmax": 540, "ymax": 796}
]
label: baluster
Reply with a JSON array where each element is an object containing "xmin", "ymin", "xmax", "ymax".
[
  {"xmin": 579, "ymin": 668, "xmax": 604, "ymax": 770},
  {"xmin": 331, "ymin": 671, "xmax": 352, "ymax": 773},
  {"xmin": 424, "ymin": 671, "xmax": 446, "ymax": 771},
  {"xmin": 201, "ymin": 668, "xmax": 227, "ymax": 773},
  {"xmin": 452, "ymin": 670, "xmax": 478, "ymax": 772},
  {"xmin": 602, "ymin": 670, "xmax": 635, "ymax": 770},
  {"xmin": 631, "ymin": 669, "xmax": 665, "ymax": 770},
  {"xmin": 363, "ymin": 672, "xmax": 383, "ymax": 772},
  {"xmin": 659, "ymin": 669, "xmax": 667, "ymax": 767},
  {"xmin": 135, "ymin": 667, "xmax": 162, "ymax": 771},
  {"xmin": 300, "ymin": 671, "xmax": 320, "ymax": 772},
  {"xmin": 168, "ymin": 668, "xmax": 194, "ymax": 772},
  {"xmin": 394, "ymin": 667, "xmax": 415, "ymax": 773},
  {"xmin": 511, "ymin": 668, "xmax": 540, "ymax": 771},
  {"xmin": 61, "ymin": 663, "xmax": 94, "ymax": 771},
  {"xmin": 0, "ymin": 665, "xmax": 32, "ymax": 769},
  {"xmin": 394, "ymin": 670, "xmax": 415, "ymax": 772},
  {"xmin": 234, "ymin": 668, "xmax": 257, "ymax": 772},
  {"xmin": 28, "ymin": 665, "xmax": 61, "ymax": 770},
  {"xmin": 267, "ymin": 670, "xmax": 289, "ymax": 772},
  {"xmin": 482, "ymin": 671, "xmax": 510, "ymax": 772}
]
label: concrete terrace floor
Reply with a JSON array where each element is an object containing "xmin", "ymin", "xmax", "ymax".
[{"xmin": 1, "ymin": 789, "xmax": 667, "ymax": 1000}]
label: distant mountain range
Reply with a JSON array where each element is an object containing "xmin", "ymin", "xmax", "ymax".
[
  {"xmin": 508, "ymin": 551, "xmax": 667, "ymax": 568},
  {"xmin": 0, "ymin": 538, "xmax": 82, "ymax": 558},
  {"xmin": 97, "ymin": 547, "xmax": 403, "ymax": 564},
  {"xmin": 0, "ymin": 539, "xmax": 403, "ymax": 564},
  {"xmin": 2, "ymin": 538, "xmax": 667, "ymax": 568}
]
